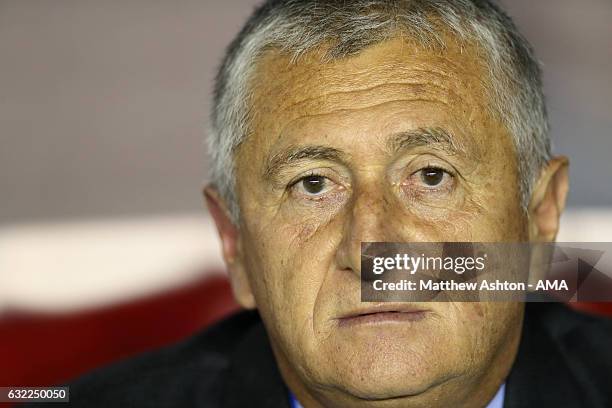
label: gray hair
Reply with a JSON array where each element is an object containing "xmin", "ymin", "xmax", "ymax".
[{"xmin": 208, "ymin": 0, "xmax": 552, "ymax": 222}]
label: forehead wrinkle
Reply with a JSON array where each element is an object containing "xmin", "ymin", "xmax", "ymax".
[
  {"xmin": 277, "ymin": 80, "xmax": 457, "ymax": 116},
  {"xmin": 257, "ymin": 39, "xmax": 473, "ymax": 89},
  {"xmin": 263, "ymin": 144, "xmax": 349, "ymax": 181},
  {"xmin": 286, "ymin": 65, "xmax": 459, "ymax": 98},
  {"xmin": 255, "ymin": 43, "xmax": 486, "ymax": 114},
  {"xmin": 273, "ymin": 96, "xmax": 454, "ymax": 142}
]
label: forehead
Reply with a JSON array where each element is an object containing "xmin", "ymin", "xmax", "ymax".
[{"xmin": 245, "ymin": 36, "xmax": 504, "ymax": 157}]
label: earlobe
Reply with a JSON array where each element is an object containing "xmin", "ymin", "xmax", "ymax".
[
  {"xmin": 528, "ymin": 157, "xmax": 569, "ymax": 242},
  {"xmin": 204, "ymin": 186, "xmax": 257, "ymax": 309}
]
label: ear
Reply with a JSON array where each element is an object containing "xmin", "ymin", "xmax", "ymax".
[
  {"xmin": 528, "ymin": 156, "xmax": 569, "ymax": 242},
  {"xmin": 204, "ymin": 186, "xmax": 256, "ymax": 309}
]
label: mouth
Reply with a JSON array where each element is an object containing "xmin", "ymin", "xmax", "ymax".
[{"xmin": 336, "ymin": 304, "xmax": 429, "ymax": 327}]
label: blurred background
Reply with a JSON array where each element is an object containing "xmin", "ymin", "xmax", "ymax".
[{"xmin": 1, "ymin": 0, "xmax": 611, "ymax": 394}]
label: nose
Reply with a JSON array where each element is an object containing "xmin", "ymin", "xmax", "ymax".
[{"xmin": 335, "ymin": 183, "xmax": 400, "ymax": 279}]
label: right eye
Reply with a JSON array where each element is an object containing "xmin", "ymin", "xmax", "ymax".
[{"xmin": 418, "ymin": 167, "xmax": 449, "ymax": 187}]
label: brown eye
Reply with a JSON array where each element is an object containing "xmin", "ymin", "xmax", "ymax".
[
  {"xmin": 420, "ymin": 168, "xmax": 445, "ymax": 186},
  {"xmin": 300, "ymin": 175, "xmax": 327, "ymax": 195}
]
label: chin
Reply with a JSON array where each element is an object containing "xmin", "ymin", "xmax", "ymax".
[
  {"xmin": 320, "ymin": 347, "xmax": 452, "ymax": 400},
  {"xmin": 337, "ymin": 374, "xmax": 439, "ymax": 401}
]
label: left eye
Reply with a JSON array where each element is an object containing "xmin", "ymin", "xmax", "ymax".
[{"xmin": 293, "ymin": 175, "xmax": 331, "ymax": 196}]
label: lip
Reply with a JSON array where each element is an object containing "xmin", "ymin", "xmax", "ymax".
[{"xmin": 336, "ymin": 304, "xmax": 429, "ymax": 327}]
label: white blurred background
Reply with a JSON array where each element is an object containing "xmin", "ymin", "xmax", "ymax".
[{"xmin": 1, "ymin": 0, "xmax": 611, "ymax": 314}]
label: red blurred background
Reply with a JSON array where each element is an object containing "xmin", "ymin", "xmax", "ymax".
[{"xmin": 0, "ymin": 274, "xmax": 239, "ymax": 407}]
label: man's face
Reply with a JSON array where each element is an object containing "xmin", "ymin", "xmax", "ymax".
[{"xmin": 232, "ymin": 38, "xmax": 526, "ymax": 405}]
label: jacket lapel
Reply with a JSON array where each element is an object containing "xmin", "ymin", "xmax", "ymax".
[
  {"xmin": 504, "ymin": 304, "xmax": 587, "ymax": 408},
  {"xmin": 222, "ymin": 319, "xmax": 291, "ymax": 408}
]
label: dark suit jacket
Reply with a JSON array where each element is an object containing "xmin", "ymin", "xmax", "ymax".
[{"xmin": 26, "ymin": 303, "xmax": 612, "ymax": 407}]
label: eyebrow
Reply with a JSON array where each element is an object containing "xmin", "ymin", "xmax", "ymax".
[
  {"xmin": 263, "ymin": 145, "xmax": 348, "ymax": 181},
  {"xmin": 386, "ymin": 127, "xmax": 465, "ymax": 156},
  {"xmin": 263, "ymin": 127, "xmax": 466, "ymax": 181}
]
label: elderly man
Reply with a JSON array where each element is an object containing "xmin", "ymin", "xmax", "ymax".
[{"xmin": 35, "ymin": 1, "xmax": 612, "ymax": 407}]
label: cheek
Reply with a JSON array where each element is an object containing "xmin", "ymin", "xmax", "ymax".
[
  {"xmin": 476, "ymin": 193, "xmax": 527, "ymax": 240},
  {"xmin": 448, "ymin": 302, "xmax": 519, "ymax": 357},
  {"xmin": 289, "ymin": 216, "xmax": 326, "ymax": 244},
  {"xmin": 434, "ymin": 303, "xmax": 492, "ymax": 371},
  {"xmin": 242, "ymin": 209, "xmax": 342, "ymax": 327},
  {"xmin": 392, "ymin": 204, "xmax": 483, "ymax": 242},
  {"xmin": 410, "ymin": 193, "xmax": 526, "ymax": 242}
]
